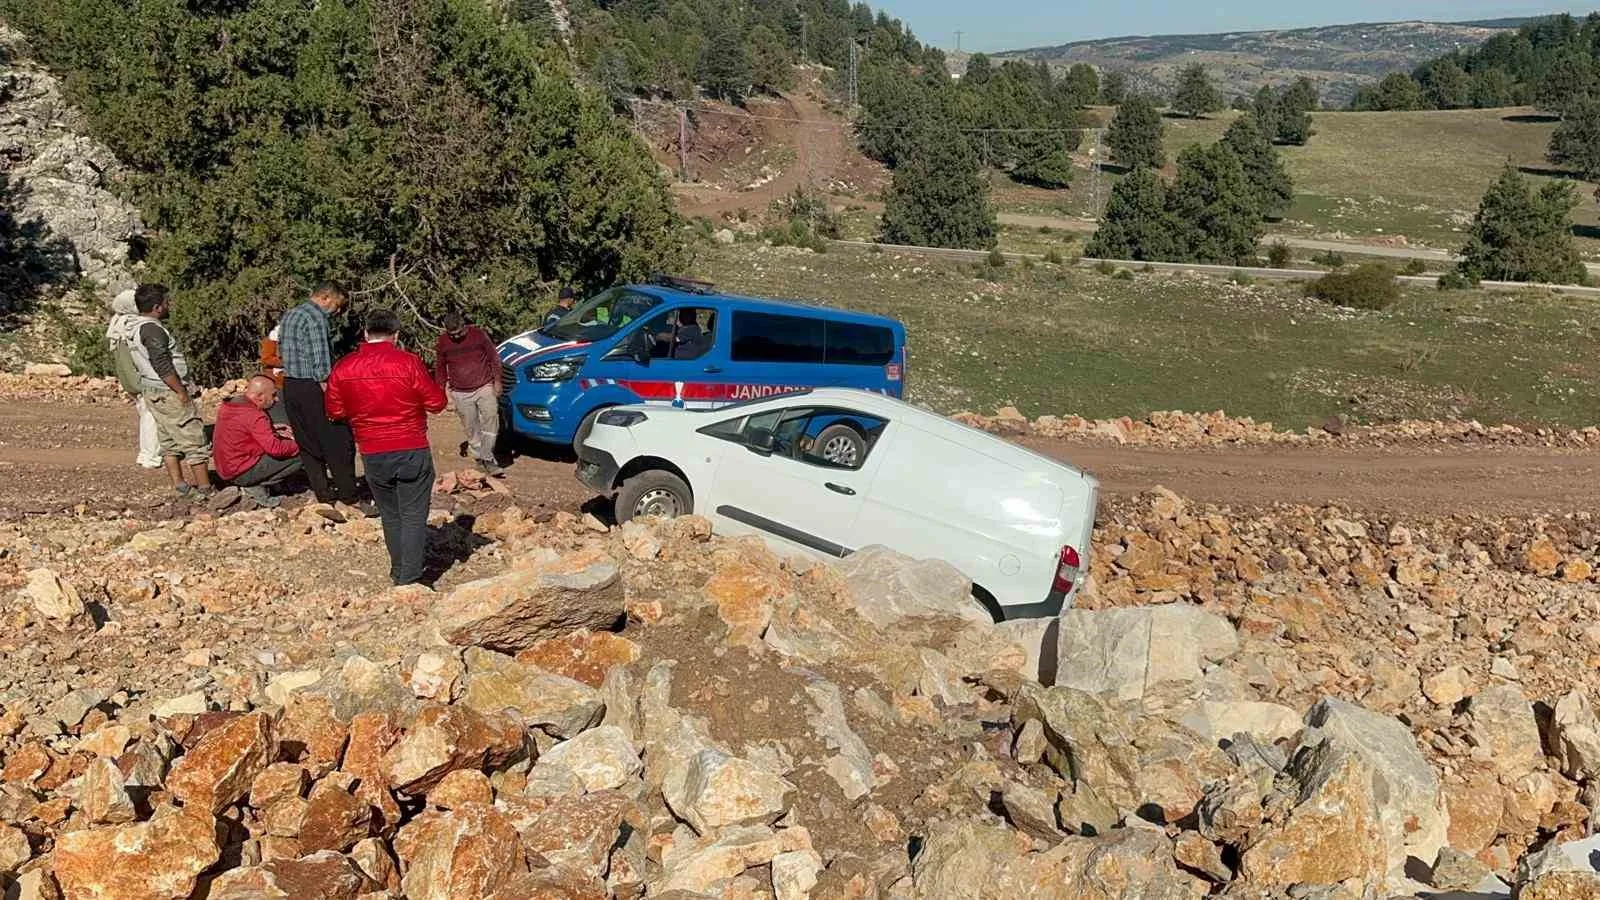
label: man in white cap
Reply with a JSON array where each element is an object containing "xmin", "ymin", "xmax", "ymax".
[{"xmin": 106, "ymin": 288, "xmax": 161, "ymax": 469}]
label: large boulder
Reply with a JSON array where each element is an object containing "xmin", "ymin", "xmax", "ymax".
[
  {"xmin": 656, "ymin": 825, "xmax": 814, "ymax": 895},
  {"xmin": 165, "ymin": 711, "xmax": 278, "ymax": 814},
  {"xmin": 803, "ymin": 679, "xmax": 875, "ymax": 801},
  {"xmin": 1236, "ymin": 742, "xmax": 1388, "ymax": 890},
  {"xmin": 672, "ymin": 749, "xmax": 796, "ymax": 835},
  {"xmin": 380, "ymin": 703, "xmax": 524, "ymax": 796},
  {"xmin": 1546, "ymin": 690, "xmax": 1600, "ymax": 782},
  {"xmin": 1034, "ymin": 828, "xmax": 1199, "ymax": 900},
  {"xmin": 1055, "ymin": 606, "xmax": 1239, "ymax": 708},
  {"xmin": 908, "ymin": 821, "xmax": 1039, "ymax": 898},
  {"xmin": 1177, "ymin": 700, "xmax": 1302, "ymax": 746},
  {"xmin": 436, "ymin": 553, "xmax": 623, "ymax": 653},
  {"xmin": 508, "ymin": 789, "xmax": 642, "ymax": 880},
  {"xmin": 1467, "ymin": 684, "xmax": 1544, "ymax": 782},
  {"xmin": 393, "ymin": 803, "xmax": 528, "ymax": 899},
  {"xmin": 460, "ymin": 647, "xmax": 603, "ymax": 738},
  {"xmin": 1516, "ymin": 834, "xmax": 1600, "ymax": 899},
  {"xmin": 53, "ymin": 810, "xmax": 221, "ymax": 900},
  {"xmin": 833, "ymin": 545, "xmax": 990, "ymax": 629},
  {"xmin": 22, "ymin": 568, "xmax": 85, "ymax": 624},
  {"xmin": 1014, "ymin": 685, "xmax": 1140, "ymax": 812},
  {"xmin": 206, "ymin": 852, "xmax": 368, "ymax": 900},
  {"xmin": 534, "ymin": 725, "xmax": 641, "ymax": 793},
  {"xmin": 1300, "ymin": 697, "xmax": 1448, "ymax": 875}
]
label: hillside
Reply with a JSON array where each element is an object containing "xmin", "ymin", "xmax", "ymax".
[{"xmin": 995, "ymin": 20, "xmax": 1517, "ymax": 106}]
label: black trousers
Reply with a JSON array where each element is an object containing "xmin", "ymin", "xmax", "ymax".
[
  {"xmin": 282, "ymin": 377, "xmax": 358, "ymax": 504},
  {"xmin": 364, "ymin": 448, "xmax": 434, "ymax": 585}
]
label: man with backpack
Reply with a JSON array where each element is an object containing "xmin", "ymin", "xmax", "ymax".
[
  {"xmin": 106, "ymin": 289, "xmax": 161, "ymax": 470},
  {"xmin": 128, "ymin": 284, "xmax": 213, "ymax": 501}
]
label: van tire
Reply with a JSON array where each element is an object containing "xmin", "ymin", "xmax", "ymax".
[
  {"xmin": 573, "ymin": 407, "xmax": 611, "ymax": 456},
  {"xmin": 615, "ymin": 470, "xmax": 692, "ymax": 523},
  {"xmin": 815, "ymin": 423, "xmax": 867, "ymax": 468}
]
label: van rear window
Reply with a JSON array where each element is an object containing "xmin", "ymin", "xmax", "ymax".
[
  {"xmin": 825, "ymin": 321, "xmax": 895, "ymax": 365},
  {"xmin": 732, "ymin": 312, "xmax": 895, "ymax": 366}
]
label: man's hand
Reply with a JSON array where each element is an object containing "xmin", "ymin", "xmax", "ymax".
[{"xmin": 273, "ymin": 423, "xmax": 294, "ymax": 439}]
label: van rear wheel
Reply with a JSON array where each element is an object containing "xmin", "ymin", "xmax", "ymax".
[
  {"xmin": 615, "ymin": 470, "xmax": 692, "ymax": 523},
  {"xmin": 815, "ymin": 423, "xmax": 867, "ymax": 468}
]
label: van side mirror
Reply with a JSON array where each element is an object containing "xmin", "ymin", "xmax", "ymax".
[{"xmin": 746, "ymin": 427, "xmax": 776, "ymax": 456}]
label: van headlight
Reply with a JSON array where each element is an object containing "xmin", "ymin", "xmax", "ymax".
[
  {"xmin": 525, "ymin": 355, "xmax": 586, "ymax": 382},
  {"xmin": 597, "ymin": 409, "xmax": 648, "ymax": 427}
]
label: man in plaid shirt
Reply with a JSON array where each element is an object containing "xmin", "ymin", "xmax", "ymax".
[{"xmin": 278, "ymin": 283, "xmax": 361, "ymax": 505}]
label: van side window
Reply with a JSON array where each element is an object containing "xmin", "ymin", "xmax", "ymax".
[
  {"xmin": 731, "ymin": 312, "xmax": 824, "ymax": 363},
  {"xmin": 824, "ymin": 321, "xmax": 895, "ymax": 365},
  {"xmin": 633, "ymin": 308, "xmax": 717, "ymax": 361},
  {"xmin": 699, "ymin": 406, "xmax": 889, "ymax": 471}
]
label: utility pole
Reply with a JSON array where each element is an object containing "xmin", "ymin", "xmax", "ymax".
[
  {"xmin": 954, "ymin": 30, "xmax": 963, "ymax": 52},
  {"xmin": 1089, "ymin": 127, "xmax": 1104, "ymax": 220},
  {"xmin": 677, "ymin": 105, "xmax": 688, "ymax": 181},
  {"xmin": 798, "ymin": 12, "xmax": 808, "ymax": 63}
]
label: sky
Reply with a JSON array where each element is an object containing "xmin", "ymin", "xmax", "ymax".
[{"xmin": 875, "ymin": 2, "xmax": 1600, "ymax": 53}]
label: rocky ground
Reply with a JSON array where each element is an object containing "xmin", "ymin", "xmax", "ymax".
[{"xmin": 3, "ymin": 446, "xmax": 1600, "ymax": 897}]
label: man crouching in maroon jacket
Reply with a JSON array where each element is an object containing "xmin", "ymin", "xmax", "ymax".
[{"xmin": 325, "ymin": 309, "xmax": 448, "ymax": 586}]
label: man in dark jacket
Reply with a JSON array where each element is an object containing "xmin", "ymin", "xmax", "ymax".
[
  {"xmin": 326, "ymin": 310, "xmax": 448, "ymax": 586},
  {"xmin": 542, "ymin": 286, "xmax": 577, "ymax": 331},
  {"xmin": 278, "ymin": 282, "xmax": 360, "ymax": 505},
  {"xmin": 434, "ymin": 312, "xmax": 503, "ymax": 476}
]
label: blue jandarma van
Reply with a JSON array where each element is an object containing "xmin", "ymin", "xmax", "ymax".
[{"xmin": 498, "ymin": 275, "xmax": 908, "ymax": 450}]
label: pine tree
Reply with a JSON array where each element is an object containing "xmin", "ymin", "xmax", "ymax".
[
  {"xmin": 880, "ymin": 129, "xmax": 997, "ymax": 250},
  {"xmin": 1085, "ymin": 167, "xmax": 1175, "ymax": 261},
  {"xmin": 1470, "ymin": 68, "xmax": 1518, "ymax": 108},
  {"xmin": 702, "ymin": 23, "xmax": 752, "ymax": 102},
  {"xmin": 1275, "ymin": 78, "xmax": 1318, "ymax": 144},
  {"xmin": 1172, "ymin": 63, "xmax": 1223, "ymax": 118},
  {"xmin": 1100, "ymin": 70, "xmax": 1129, "ymax": 105},
  {"xmin": 1107, "ymin": 95, "xmax": 1165, "ymax": 170},
  {"xmin": 747, "ymin": 24, "xmax": 795, "ymax": 94},
  {"xmin": 1252, "ymin": 85, "xmax": 1283, "ymax": 137},
  {"xmin": 1222, "ymin": 115, "xmax": 1293, "ymax": 219},
  {"xmin": 1534, "ymin": 52, "xmax": 1599, "ymax": 116},
  {"xmin": 1419, "ymin": 59, "xmax": 1471, "ymax": 109},
  {"xmin": 1457, "ymin": 164, "xmax": 1586, "ymax": 284},
  {"xmin": 1012, "ymin": 134, "xmax": 1074, "ymax": 189},
  {"xmin": 1063, "ymin": 63, "xmax": 1099, "ymax": 107},
  {"xmin": 1549, "ymin": 95, "xmax": 1600, "ymax": 180},
  {"xmin": 964, "ymin": 53, "xmax": 993, "ymax": 85},
  {"xmin": 1165, "ymin": 143, "xmax": 1263, "ymax": 264}
]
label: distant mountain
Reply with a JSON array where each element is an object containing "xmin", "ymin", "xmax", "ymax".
[{"xmin": 992, "ymin": 19, "xmax": 1531, "ymax": 106}]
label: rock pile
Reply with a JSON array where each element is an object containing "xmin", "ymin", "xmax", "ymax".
[
  {"xmin": 2, "ymin": 491, "xmax": 1600, "ymax": 897},
  {"xmin": 954, "ymin": 407, "xmax": 1600, "ymax": 450}
]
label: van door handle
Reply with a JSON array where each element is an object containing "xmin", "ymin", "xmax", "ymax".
[
  {"xmin": 703, "ymin": 365, "xmax": 723, "ymax": 374},
  {"xmin": 825, "ymin": 482, "xmax": 856, "ymax": 496}
]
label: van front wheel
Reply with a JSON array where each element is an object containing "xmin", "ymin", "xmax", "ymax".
[{"xmin": 615, "ymin": 470, "xmax": 692, "ymax": 523}]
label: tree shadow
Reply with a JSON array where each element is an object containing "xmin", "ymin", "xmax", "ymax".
[
  {"xmin": 1571, "ymin": 224, "xmax": 1600, "ymax": 241},
  {"xmin": 1502, "ymin": 112, "xmax": 1560, "ymax": 123},
  {"xmin": 420, "ymin": 512, "xmax": 492, "ymax": 586},
  {"xmin": 1095, "ymin": 161, "xmax": 1134, "ymax": 176},
  {"xmin": 0, "ymin": 172, "xmax": 79, "ymax": 330},
  {"xmin": 1518, "ymin": 164, "xmax": 1590, "ymax": 181},
  {"xmin": 1160, "ymin": 111, "xmax": 1206, "ymax": 120}
]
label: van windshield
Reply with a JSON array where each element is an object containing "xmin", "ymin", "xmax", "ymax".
[{"xmin": 546, "ymin": 288, "xmax": 661, "ymax": 342}]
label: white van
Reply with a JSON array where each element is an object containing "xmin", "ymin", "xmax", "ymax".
[{"xmin": 574, "ymin": 388, "xmax": 1099, "ymax": 620}]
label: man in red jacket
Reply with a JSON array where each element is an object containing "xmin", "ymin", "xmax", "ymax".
[
  {"xmin": 434, "ymin": 311, "xmax": 503, "ymax": 476},
  {"xmin": 326, "ymin": 309, "xmax": 448, "ymax": 586},
  {"xmin": 213, "ymin": 375, "xmax": 302, "ymax": 508}
]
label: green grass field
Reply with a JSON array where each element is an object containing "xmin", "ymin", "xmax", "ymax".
[
  {"xmin": 694, "ymin": 241, "xmax": 1600, "ymax": 428},
  {"xmin": 984, "ymin": 106, "xmax": 1600, "ymax": 260}
]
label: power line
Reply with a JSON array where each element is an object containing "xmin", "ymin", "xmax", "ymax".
[{"xmin": 631, "ymin": 97, "xmax": 1104, "ymax": 137}]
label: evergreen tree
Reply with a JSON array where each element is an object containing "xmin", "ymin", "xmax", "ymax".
[
  {"xmin": 1085, "ymin": 167, "xmax": 1175, "ymax": 261},
  {"xmin": 1534, "ymin": 52, "xmax": 1599, "ymax": 115},
  {"xmin": 1100, "ymin": 70, "xmax": 1129, "ymax": 105},
  {"xmin": 1172, "ymin": 63, "xmax": 1223, "ymax": 118},
  {"xmin": 1419, "ymin": 59, "xmax": 1471, "ymax": 109},
  {"xmin": 1063, "ymin": 63, "xmax": 1099, "ymax": 107},
  {"xmin": 1457, "ymin": 164, "xmax": 1586, "ymax": 284},
  {"xmin": 1165, "ymin": 143, "xmax": 1263, "ymax": 264},
  {"xmin": 1252, "ymin": 85, "xmax": 1283, "ymax": 137},
  {"xmin": 964, "ymin": 53, "xmax": 993, "ymax": 85},
  {"xmin": 747, "ymin": 24, "xmax": 795, "ymax": 94},
  {"xmin": 1107, "ymin": 95, "xmax": 1165, "ymax": 170},
  {"xmin": 1012, "ymin": 134, "xmax": 1074, "ymax": 188},
  {"xmin": 1353, "ymin": 73, "xmax": 1426, "ymax": 110},
  {"xmin": 701, "ymin": 22, "xmax": 752, "ymax": 102},
  {"xmin": 1470, "ymin": 68, "xmax": 1518, "ymax": 107},
  {"xmin": 1222, "ymin": 115, "xmax": 1293, "ymax": 219},
  {"xmin": 880, "ymin": 129, "xmax": 997, "ymax": 250},
  {"xmin": 1282, "ymin": 77, "xmax": 1320, "ymax": 114},
  {"xmin": 1549, "ymin": 95, "xmax": 1600, "ymax": 180}
]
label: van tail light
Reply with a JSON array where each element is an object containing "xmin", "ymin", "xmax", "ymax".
[{"xmin": 1053, "ymin": 545, "xmax": 1082, "ymax": 594}]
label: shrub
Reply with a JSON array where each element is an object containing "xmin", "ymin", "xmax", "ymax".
[
  {"xmin": 1112, "ymin": 268, "xmax": 1135, "ymax": 280},
  {"xmin": 1094, "ymin": 260, "xmax": 1118, "ymax": 276},
  {"xmin": 1043, "ymin": 248, "xmax": 1065, "ymax": 265},
  {"xmin": 1307, "ymin": 263, "xmax": 1400, "ymax": 310},
  {"xmin": 1231, "ymin": 271, "xmax": 1253, "ymax": 286},
  {"xmin": 1437, "ymin": 270, "xmax": 1472, "ymax": 291},
  {"xmin": 67, "ymin": 324, "xmax": 113, "ymax": 377},
  {"xmin": 986, "ymin": 247, "xmax": 1007, "ymax": 268},
  {"xmin": 1311, "ymin": 250, "xmax": 1347, "ymax": 268},
  {"xmin": 1401, "ymin": 259, "xmax": 1428, "ymax": 276},
  {"xmin": 1267, "ymin": 241, "xmax": 1292, "ymax": 268}
]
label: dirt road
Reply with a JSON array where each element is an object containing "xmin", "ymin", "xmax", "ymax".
[{"xmin": 2, "ymin": 397, "xmax": 1595, "ymax": 520}]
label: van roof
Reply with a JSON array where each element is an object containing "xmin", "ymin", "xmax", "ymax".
[{"xmin": 627, "ymin": 284, "xmax": 904, "ymax": 332}]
